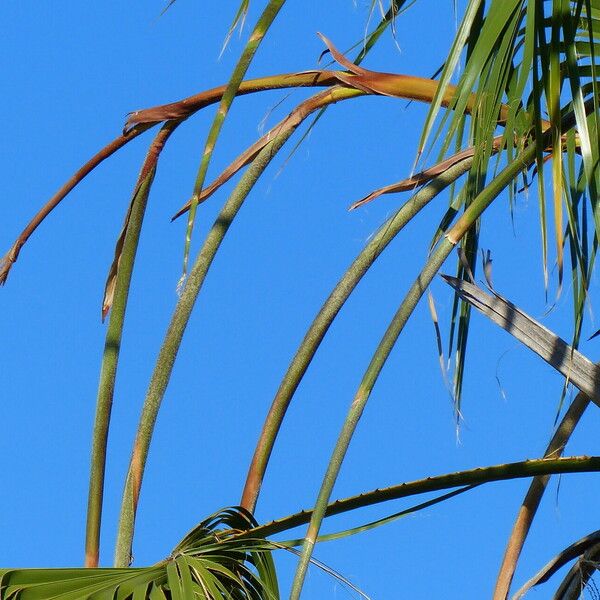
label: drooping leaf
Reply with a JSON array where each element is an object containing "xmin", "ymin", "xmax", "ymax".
[
  {"xmin": 441, "ymin": 275, "xmax": 600, "ymax": 404},
  {"xmin": 512, "ymin": 529, "xmax": 600, "ymax": 599}
]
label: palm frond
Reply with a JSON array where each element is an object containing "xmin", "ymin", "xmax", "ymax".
[
  {"xmin": 1, "ymin": 508, "xmax": 279, "ymax": 600},
  {"xmin": 415, "ymin": 1, "xmax": 600, "ymax": 420}
]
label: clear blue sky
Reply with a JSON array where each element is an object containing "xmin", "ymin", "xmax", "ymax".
[{"xmin": 2, "ymin": 2, "xmax": 600, "ymax": 598}]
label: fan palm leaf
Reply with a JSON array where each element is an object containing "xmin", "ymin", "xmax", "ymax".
[{"xmin": 1, "ymin": 508, "xmax": 279, "ymax": 600}]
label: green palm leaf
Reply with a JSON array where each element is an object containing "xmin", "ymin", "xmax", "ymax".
[{"xmin": 1, "ymin": 508, "xmax": 279, "ymax": 600}]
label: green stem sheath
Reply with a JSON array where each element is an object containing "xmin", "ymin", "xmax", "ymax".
[
  {"xmin": 113, "ymin": 127, "xmax": 294, "ymax": 568},
  {"xmin": 85, "ymin": 171, "xmax": 155, "ymax": 568},
  {"xmin": 290, "ymin": 139, "xmax": 543, "ymax": 599},
  {"xmin": 240, "ymin": 157, "xmax": 475, "ymax": 512},
  {"xmin": 289, "ymin": 238, "xmax": 453, "ymax": 599},
  {"xmin": 85, "ymin": 123, "xmax": 177, "ymax": 567}
]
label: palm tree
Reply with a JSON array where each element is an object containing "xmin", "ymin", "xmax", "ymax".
[{"xmin": 1, "ymin": 1, "xmax": 600, "ymax": 598}]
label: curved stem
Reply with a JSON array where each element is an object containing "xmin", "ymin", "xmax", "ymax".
[
  {"xmin": 0, "ymin": 72, "xmax": 339, "ymax": 286},
  {"xmin": 125, "ymin": 71, "xmax": 341, "ymax": 131},
  {"xmin": 290, "ymin": 138, "xmax": 544, "ymax": 600},
  {"xmin": 172, "ymin": 86, "xmax": 364, "ymax": 220},
  {"xmin": 289, "ymin": 238, "xmax": 453, "ymax": 600},
  {"xmin": 3, "ymin": 60, "xmax": 525, "ymax": 285},
  {"xmin": 84, "ymin": 123, "xmax": 177, "ymax": 568},
  {"xmin": 240, "ymin": 456, "xmax": 600, "ymax": 541},
  {"xmin": 113, "ymin": 126, "xmax": 295, "ymax": 568},
  {"xmin": 0, "ymin": 125, "xmax": 154, "ymax": 285},
  {"xmin": 288, "ymin": 93, "xmax": 593, "ymax": 592},
  {"xmin": 240, "ymin": 157, "xmax": 475, "ymax": 513},
  {"xmin": 492, "ymin": 391, "xmax": 590, "ymax": 599}
]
